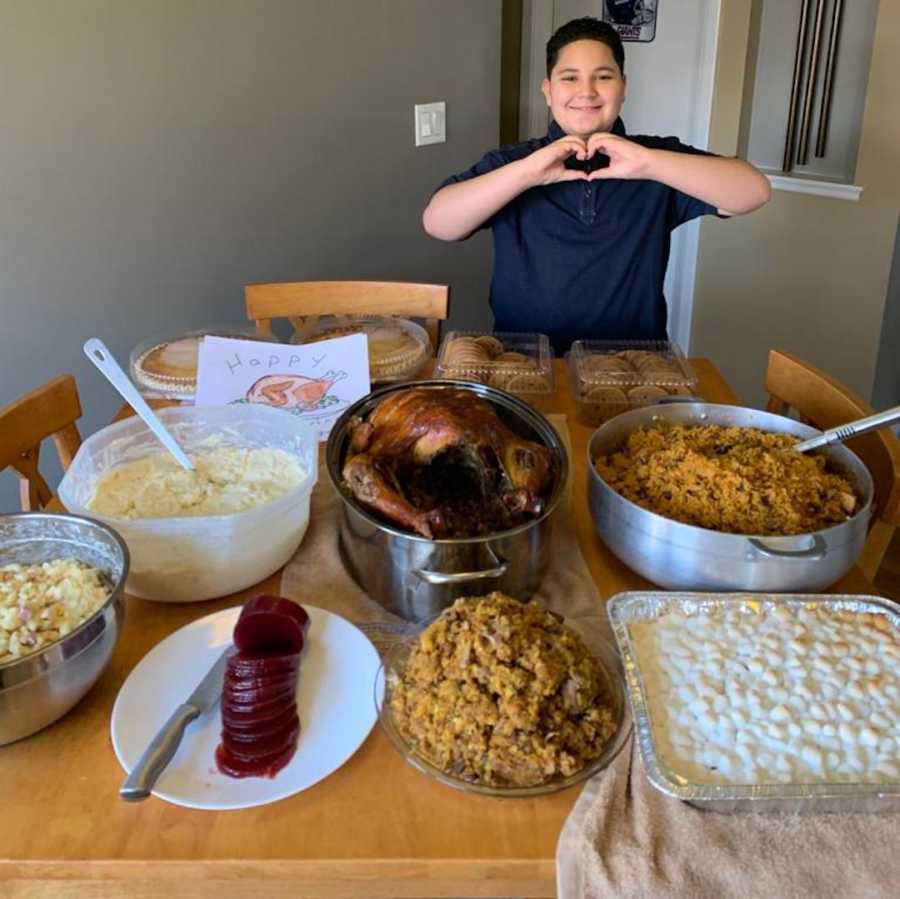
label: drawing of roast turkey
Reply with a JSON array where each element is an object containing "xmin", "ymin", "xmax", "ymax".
[{"xmin": 246, "ymin": 371, "xmax": 346, "ymax": 410}]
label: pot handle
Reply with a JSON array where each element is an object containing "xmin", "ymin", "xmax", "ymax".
[
  {"xmin": 652, "ymin": 395, "xmax": 706, "ymax": 405},
  {"xmin": 413, "ymin": 546, "xmax": 509, "ymax": 585},
  {"xmin": 747, "ymin": 534, "xmax": 827, "ymax": 561}
]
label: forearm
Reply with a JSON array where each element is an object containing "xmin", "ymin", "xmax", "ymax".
[
  {"xmin": 423, "ymin": 160, "xmax": 535, "ymax": 241},
  {"xmin": 643, "ymin": 151, "xmax": 771, "ymax": 215}
]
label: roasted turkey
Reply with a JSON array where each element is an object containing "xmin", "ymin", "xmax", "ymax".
[{"xmin": 342, "ymin": 387, "xmax": 554, "ymax": 538}]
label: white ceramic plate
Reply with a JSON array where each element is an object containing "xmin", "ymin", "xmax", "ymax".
[{"xmin": 111, "ymin": 605, "xmax": 380, "ymax": 810}]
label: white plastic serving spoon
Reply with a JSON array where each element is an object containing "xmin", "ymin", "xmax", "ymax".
[{"xmin": 83, "ymin": 338, "xmax": 195, "ymax": 471}]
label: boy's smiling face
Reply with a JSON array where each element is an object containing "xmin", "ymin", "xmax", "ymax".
[{"xmin": 542, "ymin": 39, "xmax": 626, "ymax": 139}]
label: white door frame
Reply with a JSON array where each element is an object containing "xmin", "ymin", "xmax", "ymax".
[{"xmin": 665, "ymin": 1, "xmax": 721, "ymax": 353}]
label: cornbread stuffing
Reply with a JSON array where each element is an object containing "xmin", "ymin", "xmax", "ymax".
[
  {"xmin": 388, "ymin": 592, "xmax": 616, "ymax": 787},
  {"xmin": 0, "ymin": 559, "xmax": 109, "ymax": 663},
  {"xmin": 594, "ymin": 424, "xmax": 859, "ymax": 535}
]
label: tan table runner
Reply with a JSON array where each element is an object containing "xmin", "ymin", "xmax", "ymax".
[
  {"xmin": 557, "ymin": 738, "xmax": 899, "ymax": 898},
  {"xmin": 281, "ymin": 414, "xmax": 606, "ymax": 652}
]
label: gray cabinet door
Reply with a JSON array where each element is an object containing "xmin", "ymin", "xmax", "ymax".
[{"xmin": 745, "ymin": 0, "xmax": 879, "ymax": 183}]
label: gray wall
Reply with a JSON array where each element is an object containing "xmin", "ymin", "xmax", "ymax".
[{"xmin": 0, "ymin": 0, "xmax": 501, "ymax": 511}]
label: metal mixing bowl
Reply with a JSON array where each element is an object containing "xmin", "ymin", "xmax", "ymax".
[{"xmin": 0, "ymin": 512, "xmax": 129, "ymax": 745}]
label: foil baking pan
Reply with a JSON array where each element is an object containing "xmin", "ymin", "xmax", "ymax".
[{"xmin": 608, "ymin": 591, "xmax": 900, "ymax": 813}]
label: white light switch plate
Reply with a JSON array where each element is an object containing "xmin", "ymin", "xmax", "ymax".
[{"xmin": 414, "ymin": 101, "xmax": 446, "ymax": 147}]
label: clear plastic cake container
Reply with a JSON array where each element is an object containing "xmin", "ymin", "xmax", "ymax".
[
  {"xmin": 291, "ymin": 314, "xmax": 431, "ymax": 385},
  {"xmin": 129, "ymin": 326, "xmax": 276, "ymax": 402},
  {"xmin": 568, "ymin": 339, "xmax": 698, "ymax": 426},
  {"xmin": 435, "ymin": 331, "xmax": 554, "ymax": 395},
  {"xmin": 58, "ymin": 405, "xmax": 318, "ymax": 603}
]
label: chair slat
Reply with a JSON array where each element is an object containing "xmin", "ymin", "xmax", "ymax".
[
  {"xmin": 246, "ymin": 280, "xmax": 450, "ymax": 351},
  {"xmin": 765, "ymin": 349, "xmax": 900, "ymax": 580},
  {"xmin": 0, "ymin": 375, "xmax": 83, "ymax": 511},
  {"xmin": 11, "ymin": 446, "xmax": 53, "ymax": 511}
]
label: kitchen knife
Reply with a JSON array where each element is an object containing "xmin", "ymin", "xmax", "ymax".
[{"xmin": 119, "ymin": 646, "xmax": 231, "ymax": 801}]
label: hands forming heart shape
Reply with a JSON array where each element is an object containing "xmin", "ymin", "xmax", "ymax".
[
  {"xmin": 536, "ymin": 132, "xmax": 652, "ymax": 185},
  {"xmin": 563, "ymin": 152, "xmax": 611, "ymax": 175}
]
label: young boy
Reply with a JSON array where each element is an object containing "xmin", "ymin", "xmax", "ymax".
[{"xmin": 423, "ymin": 17, "xmax": 770, "ymax": 353}]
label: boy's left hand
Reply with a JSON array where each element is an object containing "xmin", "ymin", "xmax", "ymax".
[{"xmin": 584, "ymin": 133, "xmax": 651, "ymax": 180}]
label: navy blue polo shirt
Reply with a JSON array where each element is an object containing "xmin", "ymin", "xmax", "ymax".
[{"xmin": 438, "ymin": 118, "xmax": 720, "ymax": 353}]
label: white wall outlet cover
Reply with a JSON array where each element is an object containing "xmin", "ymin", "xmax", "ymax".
[{"xmin": 415, "ymin": 101, "xmax": 446, "ymax": 146}]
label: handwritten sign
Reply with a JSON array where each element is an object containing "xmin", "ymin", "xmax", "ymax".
[{"xmin": 195, "ymin": 334, "xmax": 370, "ymax": 440}]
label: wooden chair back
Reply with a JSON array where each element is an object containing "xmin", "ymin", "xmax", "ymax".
[
  {"xmin": 245, "ymin": 280, "xmax": 450, "ymax": 350},
  {"xmin": 0, "ymin": 375, "xmax": 83, "ymax": 511},
  {"xmin": 765, "ymin": 349, "xmax": 900, "ymax": 580}
]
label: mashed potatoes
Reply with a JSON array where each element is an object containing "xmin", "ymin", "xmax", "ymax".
[
  {"xmin": 388, "ymin": 592, "xmax": 617, "ymax": 788},
  {"xmin": 88, "ymin": 447, "xmax": 305, "ymax": 519}
]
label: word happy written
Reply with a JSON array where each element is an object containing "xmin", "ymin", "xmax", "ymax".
[{"xmin": 224, "ymin": 351, "xmax": 328, "ymax": 375}]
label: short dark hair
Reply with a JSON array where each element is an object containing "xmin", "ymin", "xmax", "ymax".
[{"xmin": 546, "ymin": 17, "xmax": 625, "ymax": 77}]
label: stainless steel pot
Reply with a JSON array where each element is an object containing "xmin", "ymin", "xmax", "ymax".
[
  {"xmin": 0, "ymin": 512, "xmax": 129, "ymax": 745},
  {"xmin": 327, "ymin": 380, "xmax": 569, "ymax": 621},
  {"xmin": 587, "ymin": 402, "xmax": 873, "ymax": 592}
]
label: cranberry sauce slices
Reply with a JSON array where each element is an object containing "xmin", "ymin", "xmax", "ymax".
[{"xmin": 215, "ymin": 595, "xmax": 310, "ymax": 779}]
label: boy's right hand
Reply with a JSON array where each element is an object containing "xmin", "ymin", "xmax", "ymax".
[{"xmin": 522, "ymin": 136, "xmax": 590, "ymax": 186}]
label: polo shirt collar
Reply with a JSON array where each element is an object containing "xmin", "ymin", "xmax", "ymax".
[{"xmin": 547, "ymin": 117, "xmax": 627, "ymax": 141}]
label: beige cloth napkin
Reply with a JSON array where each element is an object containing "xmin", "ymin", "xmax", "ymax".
[
  {"xmin": 280, "ymin": 414, "xmax": 605, "ymax": 653},
  {"xmin": 557, "ymin": 738, "xmax": 899, "ymax": 899}
]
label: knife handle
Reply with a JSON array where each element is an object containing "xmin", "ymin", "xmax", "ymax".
[{"xmin": 120, "ymin": 704, "xmax": 199, "ymax": 801}]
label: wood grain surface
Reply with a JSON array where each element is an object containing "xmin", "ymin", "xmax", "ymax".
[{"xmin": 0, "ymin": 359, "xmax": 878, "ymax": 898}]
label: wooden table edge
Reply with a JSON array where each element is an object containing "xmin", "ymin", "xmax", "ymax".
[{"xmin": 0, "ymin": 859, "xmax": 557, "ymax": 899}]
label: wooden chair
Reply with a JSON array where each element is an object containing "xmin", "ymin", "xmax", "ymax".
[
  {"xmin": 765, "ymin": 349, "xmax": 900, "ymax": 581},
  {"xmin": 245, "ymin": 280, "xmax": 450, "ymax": 350},
  {"xmin": 0, "ymin": 375, "xmax": 83, "ymax": 511}
]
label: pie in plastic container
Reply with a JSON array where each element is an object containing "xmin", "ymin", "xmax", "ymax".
[
  {"xmin": 292, "ymin": 315, "xmax": 431, "ymax": 384},
  {"xmin": 130, "ymin": 326, "xmax": 276, "ymax": 401}
]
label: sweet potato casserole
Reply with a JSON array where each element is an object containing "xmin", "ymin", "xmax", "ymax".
[
  {"xmin": 630, "ymin": 604, "xmax": 899, "ymax": 784},
  {"xmin": 594, "ymin": 424, "xmax": 859, "ymax": 535},
  {"xmin": 388, "ymin": 592, "xmax": 616, "ymax": 787}
]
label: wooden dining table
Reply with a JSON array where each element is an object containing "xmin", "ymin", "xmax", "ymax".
[{"xmin": 0, "ymin": 358, "xmax": 879, "ymax": 898}]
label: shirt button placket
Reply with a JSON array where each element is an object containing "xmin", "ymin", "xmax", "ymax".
[{"xmin": 581, "ymin": 183, "xmax": 595, "ymax": 225}]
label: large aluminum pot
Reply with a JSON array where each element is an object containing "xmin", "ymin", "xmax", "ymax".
[
  {"xmin": 588, "ymin": 402, "xmax": 873, "ymax": 592},
  {"xmin": 327, "ymin": 380, "xmax": 569, "ymax": 621},
  {"xmin": 0, "ymin": 512, "xmax": 128, "ymax": 745}
]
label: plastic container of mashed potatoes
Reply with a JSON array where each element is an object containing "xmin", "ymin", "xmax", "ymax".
[{"xmin": 58, "ymin": 405, "xmax": 318, "ymax": 602}]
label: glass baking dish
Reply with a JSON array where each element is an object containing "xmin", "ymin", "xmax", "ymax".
[
  {"xmin": 608, "ymin": 591, "xmax": 900, "ymax": 813},
  {"xmin": 374, "ymin": 613, "xmax": 631, "ymax": 797}
]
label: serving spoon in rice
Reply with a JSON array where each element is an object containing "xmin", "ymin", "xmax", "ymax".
[{"xmin": 793, "ymin": 403, "xmax": 900, "ymax": 453}]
